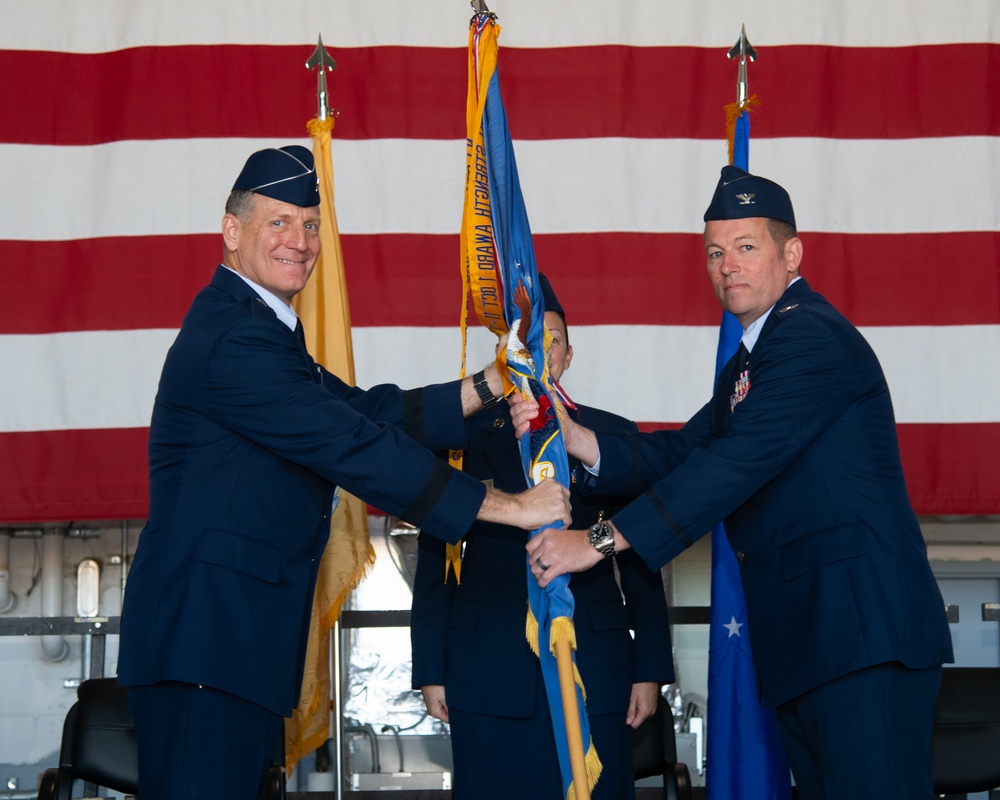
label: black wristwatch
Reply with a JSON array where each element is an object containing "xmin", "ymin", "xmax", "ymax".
[
  {"xmin": 472, "ymin": 369, "xmax": 502, "ymax": 408},
  {"xmin": 587, "ymin": 512, "xmax": 616, "ymax": 559}
]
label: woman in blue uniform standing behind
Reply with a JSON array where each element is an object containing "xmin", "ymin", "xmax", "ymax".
[{"xmin": 411, "ymin": 274, "xmax": 675, "ymax": 799}]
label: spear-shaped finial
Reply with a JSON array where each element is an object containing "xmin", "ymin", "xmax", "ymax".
[
  {"xmin": 727, "ymin": 24, "xmax": 757, "ymax": 108},
  {"xmin": 471, "ymin": 0, "xmax": 491, "ymax": 14},
  {"xmin": 305, "ymin": 35, "xmax": 337, "ymax": 121}
]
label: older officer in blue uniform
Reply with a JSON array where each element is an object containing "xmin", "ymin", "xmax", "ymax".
[
  {"xmin": 117, "ymin": 145, "xmax": 570, "ymax": 800},
  {"xmin": 410, "ymin": 275, "xmax": 674, "ymax": 800},
  {"xmin": 520, "ymin": 167, "xmax": 953, "ymax": 799}
]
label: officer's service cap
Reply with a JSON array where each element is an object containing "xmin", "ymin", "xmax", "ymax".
[{"xmin": 232, "ymin": 145, "xmax": 320, "ymax": 208}]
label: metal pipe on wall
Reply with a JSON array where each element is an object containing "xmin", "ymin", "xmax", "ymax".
[
  {"xmin": 40, "ymin": 531, "xmax": 68, "ymax": 662},
  {"xmin": 0, "ymin": 532, "xmax": 16, "ymax": 614},
  {"xmin": 120, "ymin": 520, "xmax": 129, "ymax": 606},
  {"xmin": 77, "ymin": 558, "xmax": 101, "ymax": 680}
]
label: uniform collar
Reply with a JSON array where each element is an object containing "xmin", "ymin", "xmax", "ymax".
[
  {"xmin": 742, "ymin": 276, "xmax": 803, "ymax": 353},
  {"xmin": 221, "ymin": 265, "xmax": 300, "ymax": 332}
]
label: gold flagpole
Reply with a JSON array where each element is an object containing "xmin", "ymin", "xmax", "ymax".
[
  {"xmin": 285, "ymin": 36, "xmax": 375, "ymax": 784},
  {"xmin": 555, "ymin": 637, "xmax": 592, "ymax": 799}
]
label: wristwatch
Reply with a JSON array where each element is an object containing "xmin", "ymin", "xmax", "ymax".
[
  {"xmin": 472, "ymin": 369, "xmax": 502, "ymax": 408},
  {"xmin": 587, "ymin": 512, "xmax": 616, "ymax": 559}
]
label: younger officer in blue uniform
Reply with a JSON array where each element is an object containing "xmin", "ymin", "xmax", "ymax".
[
  {"xmin": 411, "ymin": 274, "xmax": 674, "ymax": 800},
  {"xmin": 521, "ymin": 168, "xmax": 953, "ymax": 800}
]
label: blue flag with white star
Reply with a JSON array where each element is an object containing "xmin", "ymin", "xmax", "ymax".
[{"xmin": 705, "ymin": 108, "xmax": 793, "ymax": 800}]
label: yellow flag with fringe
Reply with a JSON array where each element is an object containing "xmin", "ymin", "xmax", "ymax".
[{"xmin": 284, "ymin": 114, "xmax": 375, "ymax": 776}]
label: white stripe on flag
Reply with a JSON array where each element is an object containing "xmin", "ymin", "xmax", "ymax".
[
  {"xmin": 3, "ymin": 324, "xmax": 997, "ymax": 433},
  {"xmin": 3, "ymin": 137, "xmax": 996, "ymax": 241},
  {"xmin": 5, "ymin": 0, "xmax": 996, "ymax": 51},
  {"xmin": 0, "ymin": 329, "xmax": 175, "ymax": 432}
]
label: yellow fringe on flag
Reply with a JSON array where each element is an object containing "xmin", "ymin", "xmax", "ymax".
[
  {"xmin": 549, "ymin": 615, "xmax": 577, "ymax": 652},
  {"xmin": 526, "ymin": 606, "xmax": 540, "ymax": 657},
  {"xmin": 724, "ymin": 94, "xmax": 761, "ymax": 164},
  {"xmin": 566, "ymin": 737, "xmax": 604, "ymax": 800},
  {"xmin": 285, "ymin": 500, "xmax": 376, "ymax": 772},
  {"xmin": 550, "ymin": 616, "xmax": 587, "ymax": 703}
]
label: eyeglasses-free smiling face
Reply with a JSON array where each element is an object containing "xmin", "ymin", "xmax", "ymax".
[
  {"xmin": 704, "ymin": 216, "xmax": 802, "ymax": 328},
  {"xmin": 222, "ymin": 193, "xmax": 321, "ymax": 305}
]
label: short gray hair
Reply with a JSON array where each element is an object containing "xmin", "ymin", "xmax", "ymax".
[{"xmin": 225, "ymin": 189, "xmax": 258, "ymax": 222}]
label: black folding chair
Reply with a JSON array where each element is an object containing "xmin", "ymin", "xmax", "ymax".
[
  {"xmin": 632, "ymin": 692, "xmax": 694, "ymax": 800},
  {"xmin": 38, "ymin": 678, "xmax": 286, "ymax": 799},
  {"xmin": 932, "ymin": 667, "xmax": 1000, "ymax": 798},
  {"xmin": 39, "ymin": 678, "xmax": 138, "ymax": 799}
]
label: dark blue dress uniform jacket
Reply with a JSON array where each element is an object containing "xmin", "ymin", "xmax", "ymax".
[
  {"xmin": 118, "ymin": 266, "xmax": 488, "ymax": 717},
  {"xmin": 410, "ymin": 402, "xmax": 675, "ymax": 719},
  {"xmin": 589, "ymin": 278, "xmax": 952, "ymax": 709}
]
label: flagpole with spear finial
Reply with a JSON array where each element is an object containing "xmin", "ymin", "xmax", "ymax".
[
  {"xmin": 306, "ymin": 35, "xmax": 337, "ymax": 122},
  {"xmin": 462, "ymin": 2, "xmax": 592, "ymax": 797},
  {"xmin": 706, "ymin": 23, "xmax": 792, "ymax": 800},
  {"xmin": 724, "ymin": 24, "xmax": 759, "ymax": 165},
  {"xmin": 286, "ymin": 33, "xmax": 375, "ymax": 792},
  {"xmin": 728, "ymin": 24, "xmax": 757, "ymax": 109}
]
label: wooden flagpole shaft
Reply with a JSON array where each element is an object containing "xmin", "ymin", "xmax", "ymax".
[{"xmin": 554, "ymin": 638, "xmax": 591, "ymax": 800}]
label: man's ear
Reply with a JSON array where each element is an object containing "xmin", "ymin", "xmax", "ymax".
[
  {"xmin": 785, "ymin": 236, "xmax": 803, "ymax": 273},
  {"xmin": 221, "ymin": 213, "xmax": 241, "ymax": 253}
]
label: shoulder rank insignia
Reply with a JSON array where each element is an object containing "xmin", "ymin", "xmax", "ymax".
[{"xmin": 777, "ymin": 303, "xmax": 799, "ymax": 314}]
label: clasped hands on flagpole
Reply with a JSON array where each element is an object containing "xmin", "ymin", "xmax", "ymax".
[{"xmin": 508, "ymin": 392, "xmax": 619, "ymax": 588}]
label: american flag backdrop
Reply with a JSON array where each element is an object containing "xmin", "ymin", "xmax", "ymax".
[{"xmin": 1, "ymin": 0, "xmax": 998, "ymax": 523}]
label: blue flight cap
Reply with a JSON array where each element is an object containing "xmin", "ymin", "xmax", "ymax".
[
  {"xmin": 538, "ymin": 272, "xmax": 564, "ymax": 318},
  {"xmin": 703, "ymin": 165, "xmax": 796, "ymax": 228},
  {"xmin": 232, "ymin": 145, "xmax": 320, "ymax": 207}
]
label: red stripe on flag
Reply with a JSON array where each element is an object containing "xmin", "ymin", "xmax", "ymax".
[
  {"xmin": 899, "ymin": 423, "xmax": 1000, "ymax": 515},
  {"xmin": 805, "ymin": 232, "xmax": 1000, "ymax": 327},
  {"xmin": 1, "ymin": 43, "xmax": 996, "ymax": 145},
  {"xmin": 0, "ymin": 429, "xmax": 149, "ymax": 522},
  {"xmin": 0, "ymin": 235, "xmax": 218, "ymax": 333},
  {"xmin": 4, "ymin": 231, "xmax": 997, "ymax": 333},
  {"xmin": 635, "ymin": 422, "xmax": 1000, "ymax": 516},
  {"xmin": 5, "ymin": 423, "xmax": 991, "ymax": 521}
]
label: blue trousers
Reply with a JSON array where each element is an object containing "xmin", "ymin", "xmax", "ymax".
[
  {"xmin": 449, "ymin": 706, "xmax": 634, "ymax": 800},
  {"xmin": 127, "ymin": 681, "xmax": 283, "ymax": 800},
  {"xmin": 774, "ymin": 662, "xmax": 942, "ymax": 800}
]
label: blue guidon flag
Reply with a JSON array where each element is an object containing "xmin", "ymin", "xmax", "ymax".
[
  {"xmin": 459, "ymin": 10, "xmax": 600, "ymax": 799},
  {"xmin": 706, "ymin": 93, "xmax": 793, "ymax": 800}
]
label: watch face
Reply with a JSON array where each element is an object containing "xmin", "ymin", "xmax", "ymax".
[
  {"xmin": 589, "ymin": 522, "xmax": 610, "ymax": 544},
  {"xmin": 588, "ymin": 522, "xmax": 615, "ymax": 557}
]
